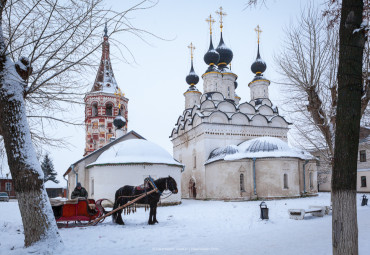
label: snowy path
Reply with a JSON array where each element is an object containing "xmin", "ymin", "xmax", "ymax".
[{"xmin": 1, "ymin": 193, "xmax": 370, "ymax": 255}]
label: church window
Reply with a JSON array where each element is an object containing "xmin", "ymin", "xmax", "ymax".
[
  {"xmin": 240, "ymin": 174, "xmax": 245, "ymax": 192},
  {"xmin": 309, "ymin": 172, "xmax": 313, "ymax": 190},
  {"xmin": 193, "ymin": 155, "xmax": 196, "ymax": 169},
  {"xmin": 106, "ymin": 103, "xmax": 113, "ymax": 116},
  {"xmin": 92, "ymin": 103, "xmax": 98, "ymax": 116},
  {"xmin": 5, "ymin": 182, "xmax": 11, "ymax": 191},
  {"xmin": 228, "ymin": 87, "xmax": 230, "ymax": 97},
  {"xmin": 283, "ymin": 174, "xmax": 288, "ymax": 189}
]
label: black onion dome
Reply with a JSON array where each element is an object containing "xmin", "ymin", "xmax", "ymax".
[
  {"xmin": 186, "ymin": 60, "xmax": 199, "ymax": 85},
  {"xmin": 234, "ymin": 81, "xmax": 238, "ymax": 89},
  {"xmin": 113, "ymin": 109, "xmax": 126, "ymax": 129},
  {"xmin": 251, "ymin": 44, "xmax": 267, "ymax": 74},
  {"xmin": 216, "ymin": 32, "xmax": 233, "ymax": 67},
  {"xmin": 204, "ymin": 35, "xmax": 220, "ymax": 65}
]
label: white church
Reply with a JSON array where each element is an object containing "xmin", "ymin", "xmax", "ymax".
[{"xmin": 170, "ymin": 11, "xmax": 318, "ymax": 200}]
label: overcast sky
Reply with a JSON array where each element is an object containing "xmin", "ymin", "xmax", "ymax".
[{"xmin": 1, "ymin": 0, "xmax": 325, "ymax": 184}]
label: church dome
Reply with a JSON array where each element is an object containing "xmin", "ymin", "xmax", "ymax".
[
  {"xmin": 113, "ymin": 111, "xmax": 126, "ymax": 129},
  {"xmin": 251, "ymin": 45, "xmax": 266, "ymax": 74},
  {"xmin": 204, "ymin": 35, "xmax": 220, "ymax": 65},
  {"xmin": 186, "ymin": 62, "xmax": 199, "ymax": 86},
  {"xmin": 216, "ymin": 33, "xmax": 233, "ymax": 67},
  {"xmin": 90, "ymin": 139, "xmax": 183, "ymax": 166},
  {"xmin": 206, "ymin": 137, "xmax": 314, "ymax": 164}
]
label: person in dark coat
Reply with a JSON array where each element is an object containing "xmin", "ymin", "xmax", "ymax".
[{"xmin": 71, "ymin": 182, "xmax": 88, "ymax": 199}]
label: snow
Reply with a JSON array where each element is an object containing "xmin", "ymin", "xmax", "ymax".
[
  {"xmin": 1, "ymin": 193, "xmax": 370, "ymax": 254},
  {"xmin": 88, "ymin": 139, "xmax": 183, "ymax": 167},
  {"xmin": 44, "ymin": 180, "xmax": 63, "ymax": 189},
  {"xmin": 207, "ymin": 137, "xmax": 314, "ymax": 164}
]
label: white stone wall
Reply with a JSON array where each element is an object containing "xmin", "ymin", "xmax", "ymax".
[
  {"xmin": 88, "ymin": 164, "xmax": 182, "ymax": 204},
  {"xmin": 184, "ymin": 91, "xmax": 201, "ymax": 109},
  {"xmin": 249, "ymin": 80, "xmax": 269, "ymax": 100},
  {"xmin": 202, "ymin": 73, "xmax": 222, "ymax": 94},
  {"xmin": 204, "ymin": 158, "xmax": 318, "ymax": 200}
]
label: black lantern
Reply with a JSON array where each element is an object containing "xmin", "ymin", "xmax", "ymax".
[
  {"xmin": 361, "ymin": 194, "xmax": 368, "ymax": 206},
  {"xmin": 259, "ymin": 201, "xmax": 269, "ymax": 220}
]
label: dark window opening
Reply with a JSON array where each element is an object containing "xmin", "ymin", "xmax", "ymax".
[
  {"xmin": 92, "ymin": 103, "xmax": 98, "ymax": 116},
  {"xmin": 106, "ymin": 103, "xmax": 113, "ymax": 116},
  {"xmin": 240, "ymin": 174, "xmax": 245, "ymax": 192},
  {"xmin": 284, "ymin": 174, "xmax": 288, "ymax": 189},
  {"xmin": 360, "ymin": 150, "xmax": 366, "ymax": 162},
  {"xmin": 361, "ymin": 176, "xmax": 367, "ymax": 187}
]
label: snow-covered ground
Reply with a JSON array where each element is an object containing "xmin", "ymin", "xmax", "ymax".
[{"xmin": 1, "ymin": 193, "xmax": 370, "ymax": 255}]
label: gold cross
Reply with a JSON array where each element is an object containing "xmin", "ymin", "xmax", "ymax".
[
  {"xmin": 255, "ymin": 25, "xmax": 262, "ymax": 44},
  {"xmin": 216, "ymin": 7, "xmax": 227, "ymax": 32},
  {"xmin": 114, "ymin": 88, "xmax": 124, "ymax": 108},
  {"xmin": 188, "ymin": 42, "xmax": 195, "ymax": 60},
  {"xmin": 205, "ymin": 14, "xmax": 215, "ymax": 35}
]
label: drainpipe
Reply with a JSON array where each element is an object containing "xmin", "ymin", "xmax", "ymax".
[
  {"xmin": 71, "ymin": 164, "xmax": 78, "ymax": 186},
  {"xmin": 63, "ymin": 175, "xmax": 68, "ymax": 198},
  {"xmin": 303, "ymin": 160, "xmax": 309, "ymax": 194},
  {"xmin": 253, "ymin": 158, "xmax": 257, "ymax": 195}
]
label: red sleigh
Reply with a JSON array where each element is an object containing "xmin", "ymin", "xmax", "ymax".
[{"xmin": 51, "ymin": 198, "xmax": 110, "ymax": 227}]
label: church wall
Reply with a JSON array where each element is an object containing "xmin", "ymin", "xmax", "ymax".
[
  {"xmin": 220, "ymin": 74, "xmax": 236, "ymax": 100},
  {"xmin": 88, "ymin": 164, "xmax": 182, "ymax": 204},
  {"xmin": 205, "ymin": 160, "xmax": 254, "ymax": 200},
  {"xmin": 255, "ymin": 158, "xmax": 301, "ymax": 198},
  {"xmin": 297, "ymin": 160, "xmax": 318, "ymax": 194}
]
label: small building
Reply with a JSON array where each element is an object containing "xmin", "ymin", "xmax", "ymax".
[
  {"xmin": 44, "ymin": 180, "xmax": 66, "ymax": 198},
  {"xmin": 314, "ymin": 127, "xmax": 370, "ymax": 193},
  {"xmin": 64, "ymin": 131, "xmax": 183, "ymax": 204},
  {"xmin": 0, "ymin": 177, "xmax": 16, "ymax": 198}
]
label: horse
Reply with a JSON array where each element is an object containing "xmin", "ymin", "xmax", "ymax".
[{"xmin": 112, "ymin": 176, "xmax": 178, "ymax": 225}]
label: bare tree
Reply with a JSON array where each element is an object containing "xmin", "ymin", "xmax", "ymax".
[
  {"xmin": 0, "ymin": 0, "xmax": 159, "ymax": 248},
  {"xmin": 247, "ymin": 0, "xmax": 368, "ymax": 254}
]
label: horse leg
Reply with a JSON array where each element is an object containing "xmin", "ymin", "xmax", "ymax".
[
  {"xmin": 112, "ymin": 198, "xmax": 125, "ymax": 225},
  {"xmin": 153, "ymin": 206, "xmax": 158, "ymax": 224},
  {"xmin": 148, "ymin": 205, "xmax": 154, "ymax": 225}
]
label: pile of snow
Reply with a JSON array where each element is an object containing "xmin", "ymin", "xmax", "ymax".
[
  {"xmin": 89, "ymin": 139, "xmax": 183, "ymax": 167},
  {"xmin": 1, "ymin": 193, "xmax": 370, "ymax": 254},
  {"xmin": 207, "ymin": 137, "xmax": 314, "ymax": 164}
]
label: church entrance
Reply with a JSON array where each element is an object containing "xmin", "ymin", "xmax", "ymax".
[{"xmin": 189, "ymin": 179, "xmax": 196, "ymax": 199}]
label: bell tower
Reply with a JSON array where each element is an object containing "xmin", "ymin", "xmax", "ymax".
[{"xmin": 84, "ymin": 24, "xmax": 128, "ymax": 155}]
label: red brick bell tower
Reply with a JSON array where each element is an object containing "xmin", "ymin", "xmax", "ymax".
[{"xmin": 84, "ymin": 24, "xmax": 128, "ymax": 156}]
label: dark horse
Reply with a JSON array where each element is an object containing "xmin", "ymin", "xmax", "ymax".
[{"xmin": 112, "ymin": 176, "xmax": 178, "ymax": 225}]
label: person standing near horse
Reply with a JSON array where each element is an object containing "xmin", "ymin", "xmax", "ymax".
[{"xmin": 71, "ymin": 182, "xmax": 88, "ymax": 199}]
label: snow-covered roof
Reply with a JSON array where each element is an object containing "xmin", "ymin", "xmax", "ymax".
[
  {"xmin": 88, "ymin": 139, "xmax": 183, "ymax": 167},
  {"xmin": 44, "ymin": 180, "xmax": 64, "ymax": 189},
  {"xmin": 206, "ymin": 137, "xmax": 315, "ymax": 164}
]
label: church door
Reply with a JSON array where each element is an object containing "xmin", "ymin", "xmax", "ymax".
[{"xmin": 189, "ymin": 179, "xmax": 196, "ymax": 199}]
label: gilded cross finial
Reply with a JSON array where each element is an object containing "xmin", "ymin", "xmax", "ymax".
[
  {"xmin": 205, "ymin": 14, "xmax": 215, "ymax": 35},
  {"xmin": 255, "ymin": 25, "xmax": 262, "ymax": 44},
  {"xmin": 114, "ymin": 88, "xmax": 124, "ymax": 108},
  {"xmin": 216, "ymin": 7, "xmax": 227, "ymax": 32},
  {"xmin": 188, "ymin": 42, "xmax": 195, "ymax": 60}
]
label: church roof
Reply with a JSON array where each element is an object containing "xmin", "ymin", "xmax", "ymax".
[
  {"xmin": 63, "ymin": 130, "xmax": 145, "ymax": 177},
  {"xmin": 90, "ymin": 25, "xmax": 120, "ymax": 94},
  {"xmin": 206, "ymin": 137, "xmax": 314, "ymax": 164},
  {"xmin": 88, "ymin": 139, "xmax": 183, "ymax": 167}
]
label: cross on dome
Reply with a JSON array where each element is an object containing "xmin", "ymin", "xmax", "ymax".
[
  {"xmin": 205, "ymin": 14, "xmax": 215, "ymax": 35},
  {"xmin": 216, "ymin": 7, "xmax": 227, "ymax": 32},
  {"xmin": 255, "ymin": 25, "xmax": 262, "ymax": 44},
  {"xmin": 188, "ymin": 42, "xmax": 195, "ymax": 60},
  {"xmin": 114, "ymin": 88, "xmax": 125, "ymax": 108}
]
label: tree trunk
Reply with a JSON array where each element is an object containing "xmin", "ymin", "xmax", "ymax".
[
  {"xmin": 0, "ymin": 62, "xmax": 62, "ymax": 247},
  {"xmin": 332, "ymin": 0, "xmax": 365, "ymax": 254},
  {"xmin": 0, "ymin": 1, "xmax": 62, "ymax": 248}
]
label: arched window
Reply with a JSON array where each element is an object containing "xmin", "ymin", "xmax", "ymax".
[
  {"xmin": 193, "ymin": 149, "xmax": 196, "ymax": 169},
  {"xmin": 283, "ymin": 174, "xmax": 289, "ymax": 189},
  {"xmin": 240, "ymin": 174, "xmax": 245, "ymax": 192},
  {"xmin": 106, "ymin": 103, "xmax": 113, "ymax": 116},
  {"xmin": 309, "ymin": 172, "xmax": 313, "ymax": 190},
  {"xmin": 92, "ymin": 103, "xmax": 98, "ymax": 116},
  {"xmin": 120, "ymin": 105, "xmax": 125, "ymax": 116}
]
